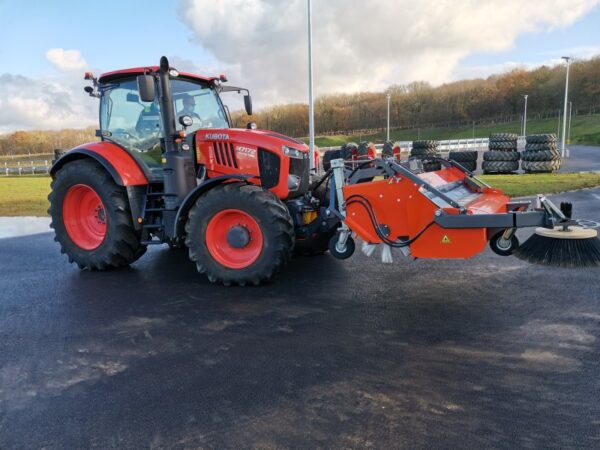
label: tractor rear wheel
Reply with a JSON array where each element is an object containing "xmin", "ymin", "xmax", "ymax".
[
  {"xmin": 185, "ymin": 183, "xmax": 294, "ymax": 286},
  {"xmin": 48, "ymin": 159, "xmax": 146, "ymax": 270}
]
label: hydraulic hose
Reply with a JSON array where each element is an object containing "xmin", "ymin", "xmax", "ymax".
[{"xmin": 346, "ymin": 194, "xmax": 434, "ymax": 248}]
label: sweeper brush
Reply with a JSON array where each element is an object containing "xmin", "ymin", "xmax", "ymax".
[{"xmin": 514, "ymin": 226, "xmax": 600, "ymax": 268}]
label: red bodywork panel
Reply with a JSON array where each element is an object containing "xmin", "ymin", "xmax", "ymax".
[
  {"xmin": 194, "ymin": 128, "xmax": 309, "ymax": 199},
  {"xmin": 73, "ymin": 141, "xmax": 148, "ymax": 186},
  {"xmin": 343, "ymin": 167, "xmax": 510, "ymax": 259}
]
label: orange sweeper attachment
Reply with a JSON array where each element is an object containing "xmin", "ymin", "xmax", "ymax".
[{"xmin": 323, "ymin": 156, "xmax": 595, "ymax": 265}]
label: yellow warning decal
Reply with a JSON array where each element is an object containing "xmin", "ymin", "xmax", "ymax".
[{"xmin": 441, "ymin": 235, "xmax": 451, "ymax": 244}]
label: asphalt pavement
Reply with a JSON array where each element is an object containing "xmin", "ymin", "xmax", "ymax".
[{"xmin": 0, "ymin": 189, "xmax": 600, "ymax": 449}]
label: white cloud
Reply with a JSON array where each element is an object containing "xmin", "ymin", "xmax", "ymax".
[
  {"xmin": 178, "ymin": 0, "xmax": 600, "ymax": 105},
  {"xmin": 0, "ymin": 48, "xmax": 96, "ymax": 132},
  {"xmin": 0, "ymin": 73, "xmax": 97, "ymax": 132},
  {"xmin": 46, "ymin": 48, "xmax": 88, "ymax": 73}
]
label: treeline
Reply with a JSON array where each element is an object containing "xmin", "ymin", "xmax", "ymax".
[
  {"xmin": 231, "ymin": 55, "xmax": 600, "ymax": 137},
  {"xmin": 0, "ymin": 127, "xmax": 96, "ymax": 157}
]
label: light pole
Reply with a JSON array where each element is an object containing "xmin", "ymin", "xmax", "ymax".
[
  {"xmin": 568, "ymin": 101, "xmax": 573, "ymax": 144},
  {"xmin": 561, "ymin": 56, "xmax": 571, "ymax": 158},
  {"xmin": 521, "ymin": 94, "xmax": 528, "ymax": 136},
  {"xmin": 307, "ymin": 0, "xmax": 315, "ymax": 171},
  {"xmin": 386, "ymin": 93, "xmax": 391, "ymax": 141}
]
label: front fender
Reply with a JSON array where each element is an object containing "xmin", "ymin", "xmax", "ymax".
[{"xmin": 173, "ymin": 174, "xmax": 252, "ymax": 238}]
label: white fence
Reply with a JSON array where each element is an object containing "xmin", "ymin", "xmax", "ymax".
[{"xmin": 3, "ymin": 160, "xmax": 51, "ymax": 176}]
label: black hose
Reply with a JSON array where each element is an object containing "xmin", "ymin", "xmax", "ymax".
[{"xmin": 346, "ymin": 194, "xmax": 434, "ymax": 248}]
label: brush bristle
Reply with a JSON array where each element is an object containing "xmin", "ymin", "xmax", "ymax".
[{"xmin": 514, "ymin": 234, "xmax": 600, "ymax": 268}]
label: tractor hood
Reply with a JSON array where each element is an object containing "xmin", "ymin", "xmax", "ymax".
[{"xmin": 194, "ymin": 128, "xmax": 309, "ymax": 154}]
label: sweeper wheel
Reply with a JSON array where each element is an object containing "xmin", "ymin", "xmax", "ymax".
[
  {"xmin": 489, "ymin": 231, "xmax": 520, "ymax": 256},
  {"xmin": 328, "ymin": 234, "xmax": 355, "ymax": 259}
]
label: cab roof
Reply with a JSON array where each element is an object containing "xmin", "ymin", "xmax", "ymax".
[{"xmin": 98, "ymin": 66, "xmax": 218, "ymax": 84}]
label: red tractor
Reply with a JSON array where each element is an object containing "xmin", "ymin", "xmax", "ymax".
[
  {"xmin": 50, "ymin": 57, "xmax": 339, "ymax": 285},
  {"xmin": 49, "ymin": 57, "xmax": 591, "ymax": 285}
]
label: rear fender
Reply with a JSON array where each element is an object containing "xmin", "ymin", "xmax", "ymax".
[
  {"xmin": 50, "ymin": 142, "xmax": 149, "ymax": 232},
  {"xmin": 50, "ymin": 142, "xmax": 149, "ymax": 186},
  {"xmin": 173, "ymin": 174, "xmax": 252, "ymax": 238}
]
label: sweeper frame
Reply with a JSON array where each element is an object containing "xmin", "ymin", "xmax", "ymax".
[{"xmin": 325, "ymin": 156, "xmax": 575, "ymax": 262}]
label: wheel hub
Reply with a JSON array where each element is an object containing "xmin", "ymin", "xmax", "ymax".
[
  {"xmin": 62, "ymin": 184, "xmax": 107, "ymax": 250},
  {"xmin": 205, "ymin": 209, "xmax": 264, "ymax": 269},
  {"xmin": 227, "ymin": 225, "xmax": 250, "ymax": 248}
]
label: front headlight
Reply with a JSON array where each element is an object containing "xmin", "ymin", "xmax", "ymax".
[{"xmin": 282, "ymin": 145, "xmax": 305, "ymax": 159}]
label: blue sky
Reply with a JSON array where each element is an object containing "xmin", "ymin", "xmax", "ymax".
[{"xmin": 0, "ymin": 0, "xmax": 599, "ymax": 132}]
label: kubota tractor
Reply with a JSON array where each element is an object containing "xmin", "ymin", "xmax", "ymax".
[{"xmin": 49, "ymin": 56, "xmax": 585, "ymax": 286}]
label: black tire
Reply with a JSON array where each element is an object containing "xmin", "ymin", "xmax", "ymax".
[
  {"xmin": 448, "ymin": 150, "xmax": 478, "ymax": 162},
  {"xmin": 323, "ymin": 149, "xmax": 342, "ymax": 171},
  {"xmin": 412, "ymin": 140, "xmax": 438, "ymax": 149},
  {"xmin": 521, "ymin": 160, "xmax": 561, "ymax": 173},
  {"xmin": 328, "ymin": 234, "xmax": 355, "ymax": 259},
  {"xmin": 488, "ymin": 141, "xmax": 517, "ymax": 151},
  {"xmin": 381, "ymin": 141, "xmax": 394, "ymax": 157},
  {"xmin": 411, "ymin": 147, "xmax": 439, "ymax": 157},
  {"xmin": 489, "ymin": 133, "xmax": 518, "ymax": 143},
  {"xmin": 423, "ymin": 160, "xmax": 442, "ymax": 172},
  {"xmin": 483, "ymin": 150, "xmax": 520, "ymax": 162},
  {"xmin": 482, "ymin": 160, "xmax": 519, "ymax": 173},
  {"xmin": 453, "ymin": 160, "xmax": 477, "ymax": 172},
  {"xmin": 48, "ymin": 159, "xmax": 146, "ymax": 270},
  {"xmin": 525, "ymin": 142, "xmax": 558, "ymax": 152},
  {"xmin": 489, "ymin": 231, "xmax": 519, "ymax": 256},
  {"xmin": 343, "ymin": 142, "xmax": 358, "ymax": 158},
  {"xmin": 357, "ymin": 141, "xmax": 371, "ymax": 157},
  {"xmin": 526, "ymin": 134, "xmax": 557, "ymax": 144},
  {"xmin": 185, "ymin": 183, "xmax": 294, "ymax": 286},
  {"xmin": 521, "ymin": 149, "xmax": 561, "ymax": 162}
]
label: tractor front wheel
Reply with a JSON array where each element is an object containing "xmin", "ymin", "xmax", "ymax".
[
  {"xmin": 49, "ymin": 159, "xmax": 146, "ymax": 270},
  {"xmin": 185, "ymin": 183, "xmax": 294, "ymax": 286}
]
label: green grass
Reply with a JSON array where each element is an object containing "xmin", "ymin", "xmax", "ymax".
[
  {"xmin": 480, "ymin": 172, "xmax": 600, "ymax": 197},
  {"xmin": 1, "ymin": 172, "xmax": 599, "ymax": 216},
  {"xmin": 309, "ymin": 114, "xmax": 600, "ymax": 147},
  {"xmin": 0, "ymin": 176, "xmax": 51, "ymax": 216}
]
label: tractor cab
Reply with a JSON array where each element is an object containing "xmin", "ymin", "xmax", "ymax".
[{"xmin": 92, "ymin": 67, "xmax": 235, "ymax": 179}]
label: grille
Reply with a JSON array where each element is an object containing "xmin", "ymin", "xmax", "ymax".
[
  {"xmin": 289, "ymin": 155, "xmax": 310, "ymax": 196},
  {"xmin": 213, "ymin": 141, "xmax": 238, "ymax": 169},
  {"xmin": 258, "ymin": 149, "xmax": 281, "ymax": 189}
]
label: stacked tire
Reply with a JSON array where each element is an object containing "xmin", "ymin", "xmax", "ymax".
[
  {"xmin": 381, "ymin": 141, "xmax": 401, "ymax": 160},
  {"xmin": 411, "ymin": 140, "xmax": 441, "ymax": 172},
  {"xmin": 522, "ymin": 134, "xmax": 561, "ymax": 173},
  {"xmin": 322, "ymin": 142, "xmax": 357, "ymax": 171},
  {"xmin": 448, "ymin": 151, "xmax": 477, "ymax": 172},
  {"xmin": 483, "ymin": 133, "xmax": 520, "ymax": 174}
]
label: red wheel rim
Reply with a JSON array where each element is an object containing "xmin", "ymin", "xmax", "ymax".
[
  {"xmin": 205, "ymin": 209, "xmax": 264, "ymax": 269},
  {"xmin": 62, "ymin": 184, "xmax": 107, "ymax": 250}
]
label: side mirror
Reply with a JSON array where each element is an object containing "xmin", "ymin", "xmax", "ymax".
[
  {"xmin": 137, "ymin": 75, "xmax": 155, "ymax": 102},
  {"xmin": 244, "ymin": 94, "xmax": 253, "ymax": 116},
  {"xmin": 126, "ymin": 93, "xmax": 140, "ymax": 103}
]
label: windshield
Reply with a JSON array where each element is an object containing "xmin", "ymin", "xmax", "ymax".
[
  {"xmin": 172, "ymin": 78, "xmax": 229, "ymax": 132},
  {"xmin": 99, "ymin": 78, "xmax": 163, "ymax": 167}
]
